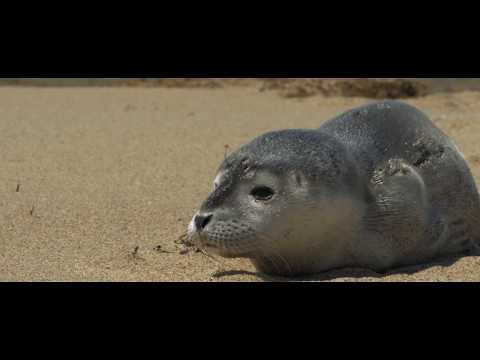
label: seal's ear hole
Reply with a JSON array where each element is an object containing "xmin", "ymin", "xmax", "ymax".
[
  {"xmin": 295, "ymin": 173, "xmax": 303, "ymax": 186},
  {"xmin": 291, "ymin": 171, "xmax": 306, "ymax": 187},
  {"xmin": 251, "ymin": 186, "xmax": 275, "ymax": 201}
]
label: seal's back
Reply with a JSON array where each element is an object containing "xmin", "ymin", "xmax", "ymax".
[{"xmin": 320, "ymin": 100, "xmax": 480, "ymax": 261}]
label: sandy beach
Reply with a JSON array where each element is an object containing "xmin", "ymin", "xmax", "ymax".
[{"xmin": 1, "ymin": 83, "xmax": 480, "ymax": 281}]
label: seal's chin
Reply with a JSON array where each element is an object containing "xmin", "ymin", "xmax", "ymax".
[
  {"xmin": 190, "ymin": 233, "xmax": 249, "ymax": 259},
  {"xmin": 203, "ymin": 244, "xmax": 232, "ymax": 258},
  {"xmin": 199, "ymin": 240, "xmax": 244, "ymax": 259}
]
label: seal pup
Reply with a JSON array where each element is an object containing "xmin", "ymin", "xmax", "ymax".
[{"xmin": 187, "ymin": 100, "xmax": 480, "ymax": 277}]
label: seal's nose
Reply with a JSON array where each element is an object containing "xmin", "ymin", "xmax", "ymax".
[{"xmin": 194, "ymin": 213, "xmax": 213, "ymax": 231}]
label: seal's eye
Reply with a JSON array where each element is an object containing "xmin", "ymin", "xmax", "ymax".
[{"xmin": 251, "ymin": 186, "xmax": 274, "ymax": 201}]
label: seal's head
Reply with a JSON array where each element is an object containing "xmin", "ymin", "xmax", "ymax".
[{"xmin": 188, "ymin": 129, "xmax": 368, "ymax": 276}]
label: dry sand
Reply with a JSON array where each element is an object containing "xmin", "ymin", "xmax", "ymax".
[{"xmin": 1, "ymin": 85, "xmax": 480, "ymax": 282}]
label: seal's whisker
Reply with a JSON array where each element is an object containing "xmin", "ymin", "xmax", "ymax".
[
  {"xmin": 262, "ymin": 246, "xmax": 293, "ymax": 276},
  {"xmin": 263, "ymin": 254, "xmax": 282, "ymax": 274},
  {"xmin": 175, "ymin": 232, "xmax": 191, "ymax": 245},
  {"xmin": 256, "ymin": 234, "xmax": 293, "ymax": 275},
  {"xmin": 199, "ymin": 247, "xmax": 226, "ymax": 268}
]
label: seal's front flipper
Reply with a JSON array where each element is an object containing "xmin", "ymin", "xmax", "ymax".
[
  {"xmin": 365, "ymin": 159, "xmax": 430, "ymax": 265},
  {"xmin": 369, "ymin": 158, "xmax": 429, "ymax": 231}
]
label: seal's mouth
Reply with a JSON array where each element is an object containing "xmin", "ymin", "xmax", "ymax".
[
  {"xmin": 199, "ymin": 241, "xmax": 227, "ymax": 257},
  {"xmin": 199, "ymin": 240, "xmax": 243, "ymax": 259},
  {"xmin": 201, "ymin": 243, "xmax": 218, "ymax": 251},
  {"xmin": 190, "ymin": 232, "xmax": 223, "ymax": 256},
  {"xmin": 187, "ymin": 218, "xmax": 253, "ymax": 259}
]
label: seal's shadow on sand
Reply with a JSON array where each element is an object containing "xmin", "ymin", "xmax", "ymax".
[{"xmin": 212, "ymin": 255, "xmax": 466, "ymax": 282}]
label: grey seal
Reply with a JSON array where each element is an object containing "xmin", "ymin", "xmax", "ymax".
[{"xmin": 187, "ymin": 100, "xmax": 480, "ymax": 277}]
